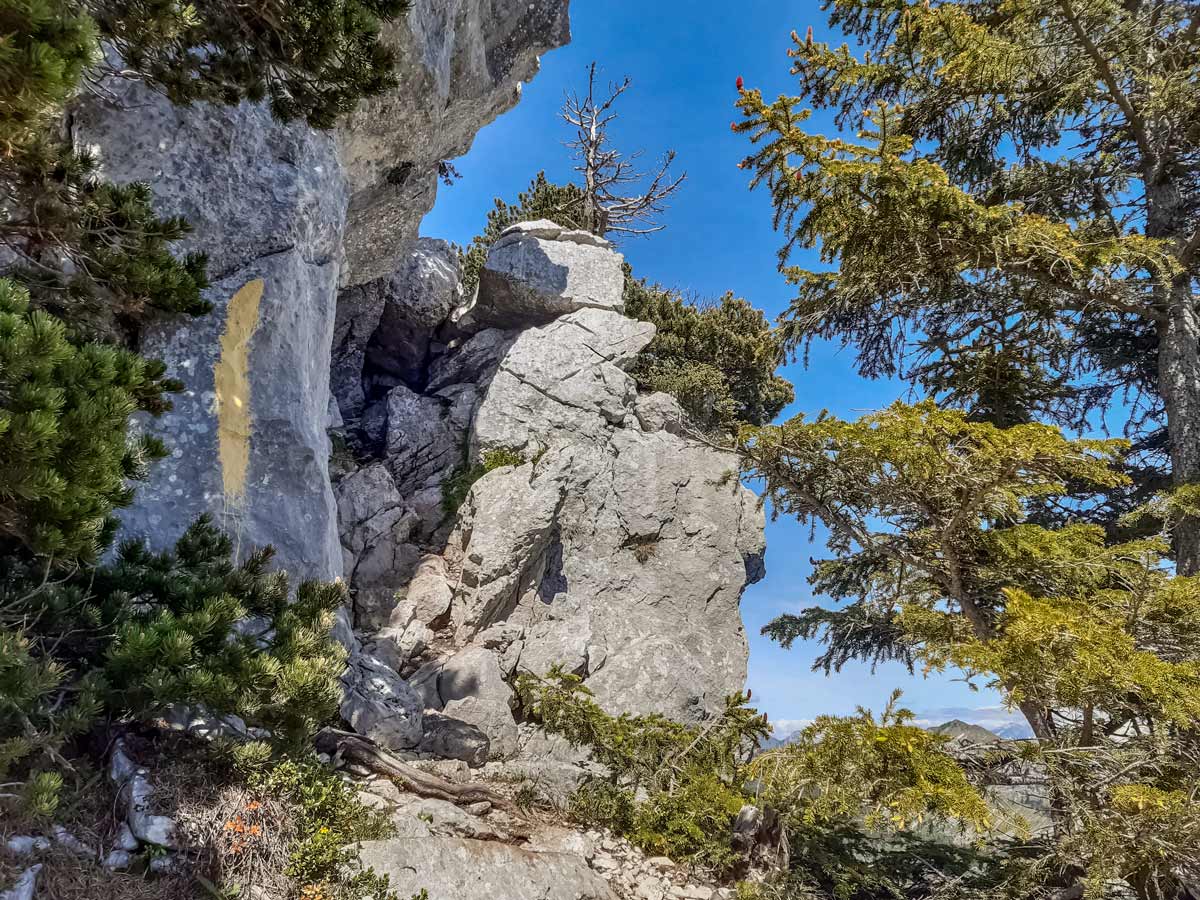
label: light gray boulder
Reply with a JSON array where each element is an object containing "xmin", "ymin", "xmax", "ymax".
[
  {"xmin": 471, "ymin": 309, "xmax": 654, "ymax": 456},
  {"xmin": 126, "ymin": 773, "xmax": 178, "ymax": 848},
  {"xmin": 448, "ymin": 457, "xmax": 571, "ymax": 637},
  {"xmin": 369, "ymin": 618, "xmax": 432, "ymax": 672},
  {"xmin": 399, "ymin": 797, "xmax": 509, "ymax": 842},
  {"xmin": 400, "ymin": 554, "xmax": 455, "ymax": 625},
  {"xmin": 634, "ymin": 392, "xmax": 690, "ymax": 437},
  {"xmin": 340, "ymin": 654, "xmax": 425, "ymax": 750},
  {"xmin": 4, "ymin": 837, "xmax": 49, "ymax": 857},
  {"xmin": 463, "ymin": 221, "xmax": 626, "ymax": 331},
  {"xmin": 356, "ymin": 838, "xmax": 618, "ymax": 900},
  {"xmin": 439, "ymin": 647, "xmax": 519, "ymax": 759}
]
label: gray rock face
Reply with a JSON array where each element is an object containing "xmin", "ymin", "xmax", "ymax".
[
  {"xmin": 357, "ymin": 838, "xmax": 619, "ymax": 900},
  {"xmin": 465, "ymin": 221, "xmax": 627, "ymax": 331},
  {"xmin": 332, "ymin": 238, "xmax": 463, "ymax": 420},
  {"xmin": 332, "ymin": 219, "xmax": 767, "ymax": 742},
  {"xmin": 72, "ymin": 78, "xmax": 346, "ymax": 581},
  {"xmin": 439, "ymin": 647, "xmax": 520, "ymax": 759},
  {"xmin": 338, "ymin": 4, "xmax": 572, "ymax": 283},
  {"xmin": 448, "ymin": 430, "xmax": 763, "ymax": 721}
]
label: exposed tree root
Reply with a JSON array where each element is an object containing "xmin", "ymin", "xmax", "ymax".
[{"xmin": 314, "ymin": 728, "xmax": 523, "ymax": 820}]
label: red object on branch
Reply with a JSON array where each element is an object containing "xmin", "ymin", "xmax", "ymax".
[{"xmin": 736, "ymin": 76, "xmax": 745, "ymax": 92}]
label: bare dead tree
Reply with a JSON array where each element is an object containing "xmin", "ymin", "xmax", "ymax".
[{"xmin": 561, "ymin": 62, "xmax": 687, "ymax": 237}]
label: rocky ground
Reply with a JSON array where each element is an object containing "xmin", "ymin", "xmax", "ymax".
[{"xmin": 351, "ymin": 767, "xmax": 735, "ymax": 900}]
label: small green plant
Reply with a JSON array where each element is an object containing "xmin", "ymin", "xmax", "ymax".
[
  {"xmin": 514, "ymin": 783, "xmax": 543, "ymax": 812},
  {"xmin": 251, "ymin": 757, "xmax": 398, "ymax": 899},
  {"xmin": 441, "ymin": 447, "xmax": 526, "ymax": 516},
  {"xmin": 517, "ymin": 667, "xmax": 768, "ymax": 873}
]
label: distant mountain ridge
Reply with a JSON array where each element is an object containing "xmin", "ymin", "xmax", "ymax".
[{"xmin": 760, "ymin": 717, "xmax": 1033, "ymax": 752}]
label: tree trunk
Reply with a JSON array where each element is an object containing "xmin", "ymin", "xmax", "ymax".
[{"xmin": 1156, "ymin": 274, "xmax": 1200, "ymax": 575}]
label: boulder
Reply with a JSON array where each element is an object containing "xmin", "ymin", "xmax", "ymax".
[
  {"xmin": 384, "ymin": 384, "xmax": 469, "ymax": 496},
  {"xmin": 369, "ymin": 618, "xmax": 432, "ymax": 672},
  {"xmin": 439, "ymin": 647, "xmax": 519, "ymax": 759},
  {"xmin": 340, "ymin": 654, "xmax": 424, "ymax": 750},
  {"xmin": 351, "ymin": 539, "xmax": 423, "ymax": 630},
  {"xmin": 400, "ymin": 554, "xmax": 455, "ymax": 625},
  {"xmin": 398, "ymin": 798, "xmax": 510, "ymax": 841},
  {"xmin": 356, "ymin": 838, "xmax": 619, "ymax": 900},
  {"xmin": 464, "ymin": 221, "xmax": 626, "ymax": 330},
  {"xmin": 338, "ymin": 4, "xmax": 572, "ymax": 283},
  {"xmin": 471, "ymin": 309, "xmax": 654, "ymax": 456},
  {"xmin": 634, "ymin": 392, "xmax": 690, "ymax": 437},
  {"xmin": 447, "ymin": 458, "xmax": 571, "ymax": 636},
  {"xmin": 335, "ymin": 464, "xmax": 415, "ymax": 559},
  {"xmin": 417, "ymin": 712, "xmax": 491, "ymax": 768}
]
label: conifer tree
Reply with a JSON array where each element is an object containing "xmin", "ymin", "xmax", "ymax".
[
  {"xmin": 734, "ymin": 1, "xmax": 1200, "ymax": 570},
  {"xmin": 740, "ymin": 403, "xmax": 1200, "ymax": 899},
  {"xmin": 1, "ymin": 517, "xmax": 346, "ymax": 815}
]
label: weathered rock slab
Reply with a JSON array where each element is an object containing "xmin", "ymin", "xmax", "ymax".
[
  {"xmin": 356, "ymin": 837, "xmax": 619, "ymax": 900},
  {"xmin": 467, "ymin": 222, "xmax": 626, "ymax": 330},
  {"xmin": 340, "ymin": 654, "xmax": 424, "ymax": 750}
]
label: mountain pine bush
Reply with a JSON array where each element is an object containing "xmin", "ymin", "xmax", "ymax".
[
  {"xmin": 1, "ymin": 517, "xmax": 346, "ymax": 819},
  {"xmin": 623, "ymin": 279, "xmax": 793, "ymax": 431}
]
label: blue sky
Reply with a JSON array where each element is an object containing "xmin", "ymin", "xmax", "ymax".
[{"xmin": 424, "ymin": 1, "xmax": 1022, "ymax": 737}]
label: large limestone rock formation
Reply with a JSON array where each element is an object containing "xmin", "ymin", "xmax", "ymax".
[
  {"xmin": 74, "ymin": 5, "xmax": 572, "ymax": 579},
  {"xmin": 331, "ymin": 222, "xmax": 766, "ymax": 764}
]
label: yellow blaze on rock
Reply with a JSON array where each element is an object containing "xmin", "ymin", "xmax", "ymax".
[{"xmin": 214, "ymin": 279, "xmax": 264, "ymax": 503}]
